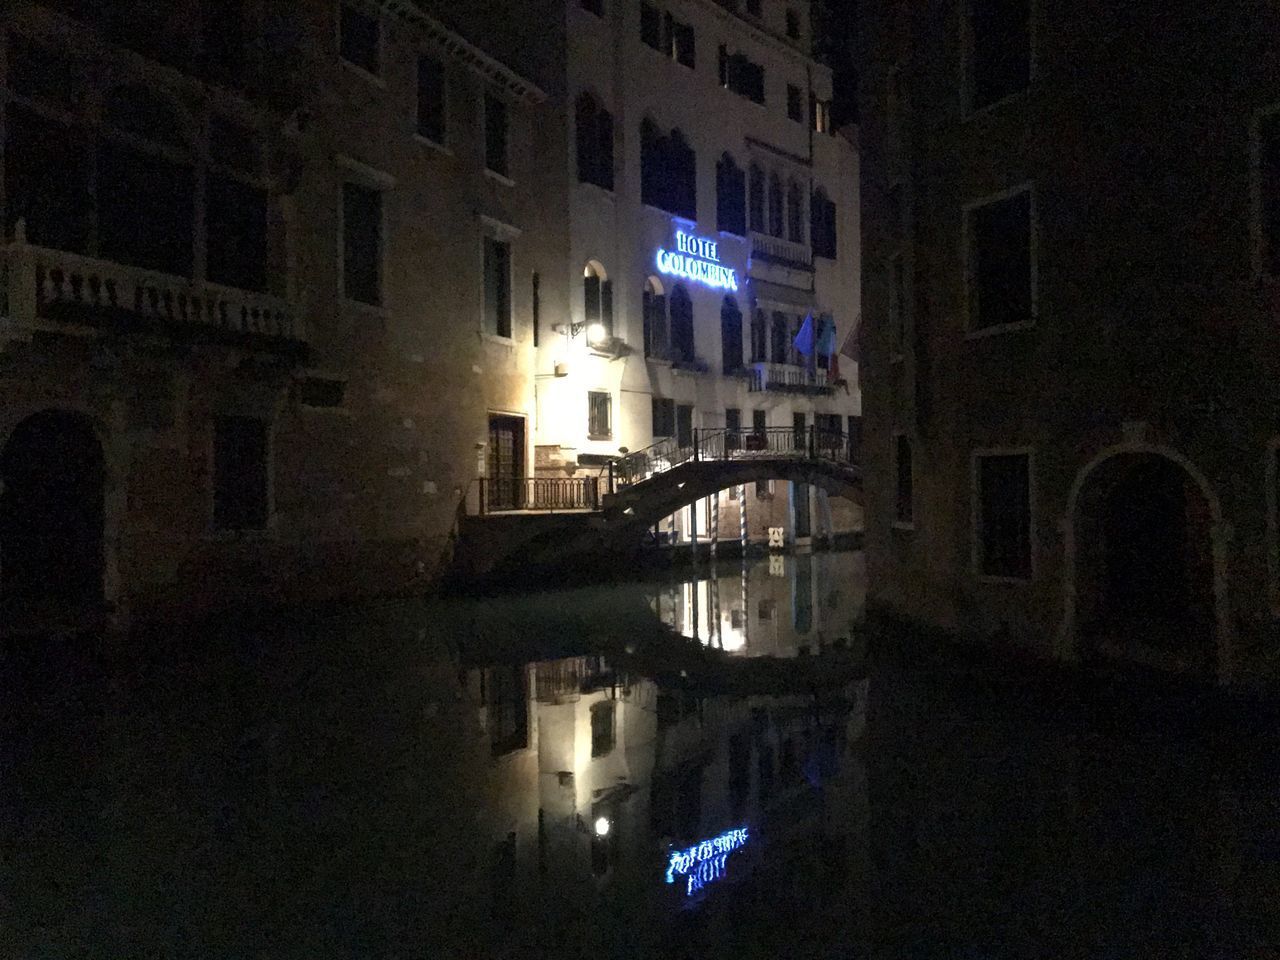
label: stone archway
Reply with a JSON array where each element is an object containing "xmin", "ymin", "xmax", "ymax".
[
  {"xmin": 1, "ymin": 410, "xmax": 106, "ymax": 603},
  {"xmin": 1065, "ymin": 449, "xmax": 1223, "ymax": 678}
]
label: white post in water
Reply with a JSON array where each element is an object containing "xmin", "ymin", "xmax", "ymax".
[
  {"xmin": 710, "ymin": 491, "xmax": 720, "ymax": 561},
  {"xmin": 690, "ymin": 498, "xmax": 698, "ymax": 565},
  {"xmin": 739, "ymin": 484, "xmax": 749, "ymax": 652}
]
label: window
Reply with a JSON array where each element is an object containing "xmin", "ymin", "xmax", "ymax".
[
  {"xmin": 342, "ymin": 182, "xmax": 381, "ymax": 305},
  {"xmin": 811, "ymin": 95, "xmax": 832, "ymax": 134},
  {"xmin": 890, "ymin": 253, "xmax": 906, "ymax": 356},
  {"xmin": 747, "ymin": 0, "xmax": 762, "ymax": 15},
  {"xmin": 771, "ymin": 311, "xmax": 790, "ymax": 364},
  {"xmin": 591, "ymin": 700, "xmax": 615, "ymax": 757},
  {"xmin": 786, "ymin": 179, "xmax": 804, "ymax": 243},
  {"xmin": 749, "ymin": 164, "xmax": 766, "ymax": 233},
  {"xmin": 640, "ymin": 121, "xmax": 696, "ymax": 219},
  {"xmin": 1258, "ymin": 109, "xmax": 1280, "ymax": 278},
  {"xmin": 576, "ymin": 93, "xmax": 615, "ymax": 190},
  {"xmin": 719, "ymin": 46, "xmax": 766, "ymax": 104},
  {"xmin": 532, "ymin": 272, "xmax": 541, "ymax": 346},
  {"xmin": 484, "ymin": 93, "xmax": 509, "ymax": 177},
  {"xmin": 643, "ymin": 277, "xmax": 669, "ymax": 358},
  {"xmin": 207, "ymin": 174, "xmax": 267, "ymax": 292},
  {"xmin": 487, "ymin": 666, "xmax": 529, "ymax": 756},
  {"xmin": 726, "ymin": 408, "xmax": 742, "ymax": 450},
  {"xmin": 751, "ymin": 310, "xmax": 768, "ymax": 362},
  {"xmin": 339, "ymin": 3, "xmax": 380, "ymax": 75},
  {"xmin": 652, "ymin": 396, "xmax": 676, "ymax": 438},
  {"xmin": 811, "ymin": 187, "xmax": 838, "ymax": 259},
  {"xmin": 721, "ymin": 296, "xmax": 743, "ymax": 374},
  {"xmin": 968, "ymin": 188, "xmax": 1033, "ymax": 331},
  {"xmin": 588, "ymin": 391, "xmax": 613, "ymax": 439},
  {"xmin": 894, "ymin": 434, "xmax": 913, "ymax": 526},
  {"xmin": 669, "ymin": 284, "xmax": 694, "ymax": 363},
  {"xmin": 417, "ymin": 56, "xmax": 446, "ymax": 144},
  {"xmin": 676, "ymin": 404, "xmax": 694, "ymax": 448},
  {"xmin": 668, "ymin": 14, "xmax": 696, "ymax": 68},
  {"xmin": 752, "ymin": 409, "xmax": 767, "ymax": 434},
  {"xmin": 483, "ymin": 235, "xmax": 512, "ymax": 337},
  {"xmin": 583, "ymin": 262, "xmax": 613, "ymax": 339},
  {"xmin": 641, "ymin": 3, "xmax": 663, "ymax": 49},
  {"xmin": 786, "ymin": 8, "xmax": 800, "ymax": 39},
  {"xmin": 716, "ymin": 153, "xmax": 747, "ymax": 235},
  {"xmin": 787, "ymin": 84, "xmax": 803, "ymax": 122},
  {"xmin": 976, "ymin": 452, "xmax": 1032, "ymax": 579},
  {"xmin": 213, "ymin": 415, "xmax": 268, "ymax": 531},
  {"xmin": 640, "ymin": 6, "xmax": 694, "ymax": 66},
  {"xmin": 768, "ymin": 172, "xmax": 784, "ymax": 238},
  {"xmin": 968, "ymin": 0, "xmax": 1031, "ymax": 111},
  {"xmin": 581, "ymin": 0, "xmax": 604, "ymax": 15}
]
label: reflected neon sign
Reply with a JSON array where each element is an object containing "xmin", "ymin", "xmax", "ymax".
[
  {"xmin": 656, "ymin": 231, "xmax": 740, "ymax": 292},
  {"xmin": 664, "ymin": 826, "xmax": 750, "ymax": 897}
]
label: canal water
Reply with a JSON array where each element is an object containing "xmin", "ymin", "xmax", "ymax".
[{"xmin": 5, "ymin": 550, "xmax": 1280, "ymax": 958}]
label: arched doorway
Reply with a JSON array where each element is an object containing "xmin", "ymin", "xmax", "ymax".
[
  {"xmin": 1073, "ymin": 453, "xmax": 1216, "ymax": 673},
  {"xmin": 1, "ymin": 411, "xmax": 105, "ymax": 603}
]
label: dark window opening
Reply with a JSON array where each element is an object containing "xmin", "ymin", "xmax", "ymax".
[
  {"xmin": 726, "ymin": 408, "xmax": 741, "ymax": 450},
  {"xmin": 787, "ymin": 83, "xmax": 803, "ymax": 122},
  {"xmin": 719, "ymin": 45, "xmax": 766, "ymax": 104},
  {"xmin": 787, "ymin": 179, "xmax": 804, "ymax": 243},
  {"xmin": 669, "ymin": 284, "xmax": 695, "ymax": 363},
  {"xmin": 716, "ymin": 153, "xmax": 747, "ymax": 235},
  {"xmin": 978, "ymin": 453, "xmax": 1032, "ymax": 579},
  {"xmin": 213, "ymin": 415, "xmax": 268, "ymax": 531},
  {"xmin": 721, "ymin": 296, "xmax": 743, "ymax": 374},
  {"xmin": 652, "ymin": 397, "xmax": 676, "ymax": 438},
  {"xmin": 749, "ymin": 164, "xmax": 766, "ymax": 232},
  {"xmin": 4, "ymin": 105, "xmax": 92, "ymax": 253},
  {"xmin": 969, "ymin": 0, "xmax": 1031, "ymax": 110},
  {"xmin": 771, "ymin": 311, "xmax": 790, "ymax": 364},
  {"xmin": 811, "ymin": 188, "xmax": 838, "ymax": 259},
  {"xmin": 676, "ymin": 404, "xmax": 694, "ymax": 448},
  {"xmin": 640, "ymin": 121, "xmax": 696, "ymax": 219},
  {"xmin": 895, "ymin": 435, "xmax": 913, "ymax": 524},
  {"xmin": 576, "ymin": 93, "xmax": 615, "ymax": 190},
  {"xmin": 588, "ymin": 391, "xmax": 612, "ymax": 439},
  {"xmin": 583, "ymin": 264, "xmax": 614, "ymax": 339},
  {"xmin": 970, "ymin": 189, "xmax": 1032, "ymax": 330},
  {"xmin": 641, "ymin": 3, "xmax": 663, "ymax": 49},
  {"xmin": 768, "ymin": 172, "xmax": 784, "ymax": 238},
  {"xmin": 417, "ymin": 56, "xmax": 446, "ymax": 143},
  {"xmin": 485, "ymin": 93, "xmax": 509, "ymax": 177},
  {"xmin": 751, "ymin": 310, "xmax": 768, "ymax": 362},
  {"xmin": 488, "ymin": 665, "xmax": 529, "ymax": 756},
  {"xmin": 643, "ymin": 281, "xmax": 669, "ymax": 358},
  {"xmin": 591, "ymin": 700, "xmax": 615, "ymax": 757},
  {"xmin": 339, "ymin": 3, "xmax": 380, "ymax": 75},
  {"xmin": 342, "ymin": 182, "xmax": 381, "ymax": 305},
  {"xmin": 786, "ymin": 8, "xmax": 801, "ymax": 39},
  {"xmin": 484, "ymin": 236, "xmax": 512, "ymax": 337},
  {"xmin": 297, "ymin": 377, "xmax": 346, "ymax": 408},
  {"xmin": 207, "ymin": 174, "xmax": 267, "ymax": 292},
  {"xmin": 98, "ymin": 141, "xmax": 194, "ymax": 278}
]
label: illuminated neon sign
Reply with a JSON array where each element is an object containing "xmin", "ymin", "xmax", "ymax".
[
  {"xmin": 664, "ymin": 826, "xmax": 750, "ymax": 897},
  {"xmin": 656, "ymin": 231, "xmax": 740, "ymax": 292}
]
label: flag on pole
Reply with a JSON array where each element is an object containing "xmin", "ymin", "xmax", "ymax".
[{"xmin": 793, "ymin": 312, "xmax": 815, "ymax": 356}]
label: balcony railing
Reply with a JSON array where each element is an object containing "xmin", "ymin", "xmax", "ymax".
[
  {"xmin": 748, "ymin": 362, "xmax": 833, "ymax": 396},
  {"xmin": 471, "ymin": 477, "xmax": 603, "ymax": 515},
  {"xmin": 0, "ymin": 232, "xmax": 303, "ymax": 348},
  {"xmin": 750, "ymin": 232, "xmax": 813, "ymax": 271}
]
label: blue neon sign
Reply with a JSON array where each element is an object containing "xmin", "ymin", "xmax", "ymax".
[
  {"xmin": 656, "ymin": 231, "xmax": 740, "ymax": 292},
  {"xmin": 664, "ymin": 826, "xmax": 750, "ymax": 897}
]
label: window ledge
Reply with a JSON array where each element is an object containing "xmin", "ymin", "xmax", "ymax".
[
  {"xmin": 204, "ymin": 526, "xmax": 277, "ymax": 543},
  {"xmin": 587, "ymin": 434, "xmax": 613, "ymax": 442},
  {"xmin": 975, "ymin": 573, "xmax": 1033, "ymax": 585},
  {"xmin": 414, "ymin": 133, "xmax": 452, "ymax": 156},
  {"xmin": 577, "ymin": 180, "xmax": 616, "ymax": 201},
  {"xmin": 343, "ymin": 298, "xmax": 389, "ymax": 319},
  {"xmin": 965, "ymin": 319, "xmax": 1036, "ymax": 341},
  {"xmin": 481, "ymin": 331, "xmax": 516, "ymax": 347},
  {"xmin": 962, "ymin": 86, "xmax": 1032, "ymax": 123},
  {"xmin": 340, "ymin": 58, "xmax": 387, "ymax": 88},
  {"xmin": 891, "ymin": 520, "xmax": 915, "ymax": 532},
  {"xmin": 485, "ymin": 168, "xmax": 515, "ymax": 187}
]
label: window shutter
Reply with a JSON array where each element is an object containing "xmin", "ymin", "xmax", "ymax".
[
  {"xmin": 601, "ymin": 279, "xmax": 614, "ymax": 336},
  {"xmin": 598, "ymin": 109, "xmax": 614, "ymax": 190},
  {"xmin": 584, "ymin": 272, "xmax": 601, "ymax": 325}
]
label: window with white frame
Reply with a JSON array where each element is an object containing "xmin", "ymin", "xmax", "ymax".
[
  {"xmin": 967, "ymin": 187, "xmax": 1033, "ymax": 332},
  {"xmin": 339, "ymin": 3, "xmax": 381, "ymax": 75},
  {"xmin": 483, "ymin": 234, "xmax": 512, "ymax": 337},
  {"xmin": 342, "ymin": 181, "xmax": 382, "ymax": 306},
  {"xmin": 588, "ymin": 391, "xmax": 612, "ymax": 439},
  {"xmin": 975, "ymin": 452, "xmax": 1032, "ymax": 579}
]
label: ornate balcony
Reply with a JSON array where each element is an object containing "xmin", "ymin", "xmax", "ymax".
[
  {"xmin": 1, "ymin": 230, "xmax": 304, "ymax": 353},
  {"xmin": 748, "ymin": 362, "xmax": 833, "ymax": 396},
  {"xmin": 750, "ymin": 232, "xmax": 813, "ymax": 271}
]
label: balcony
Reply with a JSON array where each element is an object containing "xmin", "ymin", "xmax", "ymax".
[
  {"xmin": 748, "ymin": 362, "xmax": 834, "ymax": 396},
  {"xmin": 1, "ymin": 233, "xmax": 304, "ymax": 353},
  {"xmin": 750, "ymin": 233, "xmax": 813, "ymax": 272}
]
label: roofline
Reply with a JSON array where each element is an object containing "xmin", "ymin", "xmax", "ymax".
[
  {"xmin": 687, "ymin": 0, "xmax": 832, "ymax": 77},
  {"xmin": 382, "ymin": 1, "xmax": 547, "ymax": 103}
]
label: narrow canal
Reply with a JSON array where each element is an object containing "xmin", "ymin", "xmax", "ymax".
[{"xmin": 5, "ymin": 550, "xmax": 1280, "ymax": 957}]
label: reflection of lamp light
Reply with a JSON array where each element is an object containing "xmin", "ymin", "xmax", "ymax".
[{"xmin": 594, "ymin": 816, "xmax": 612, "ymax": 838}]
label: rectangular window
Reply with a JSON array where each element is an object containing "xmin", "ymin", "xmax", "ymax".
[
  {"xmin": 588, "ymin": 391, "xmax": 612, "ymax": 439},
  {"xmin": 726, "ymin": 407, "xmax": 741, "ymax": 450},
  {"xmin": 485, "ymin": 93, "xmax": 509, "ymax": 177},
  {"xmin": 339, "ymin": 3, "xmax": 380, "ymax": 75},
  {"xmin": 417, "ymin": 56, "xmax": 446, "ymax": 144},
  {"xmin": 206, "ymin": 174, "xmax": 268, "ymax": 293},
  {"xmin": 591, "ymin": 700, "xmax": 615, "ymax": 757},
  {"xmin": 1260, "ymin": 109, "xmax": 1280, "ymax": 278},
  {"xmin": 969, "ymin": 0, "xmax": 1031, "ymax": 111},
  {"xmin": 483, "ymin": 235, "xmax": 512, "ymax": 337},
  {"xmin": 812, "ymin": 96, "xmax": 832, "ymax": 134},
  {"xmin": 670, "ymin": 19, "xmax": 696, "ymax": 68},
  {"xmin": 968, "ymin": 188, "xmax": 1033, "ymax": 331},
  {"xmin": 894, "ymin": 434, "xmax": 913, "ymax": 525},
  {"xmin": 812, "ymin": 192, "xmax": 838, "ymax": 259},
  {"xmin": 212, "ymin": 415, "xmax": 268, "ymax": 531},
  {"xmin": 976, "ymin": 452, "xmax": 1032, "ymax": 579},
  {"xmin": 721, "ymin": 49, "xmax": 766, "ymax": 104},
  {"xmin": 641, "ymin": 4, "xmax": 662, "ymax": 50},
  {"xmin": 787, "ymin": 84, "xmax": 803, "ymax": 122},
  {"xmin": 752, "ymin": 409, "xmax": 767, "ymax": 435},
  {"xmin": 676, "ymin": 404, "xmax": 694, "ymax": 448},
  {"xmin": 651, "ymin": 396, "xmax": 676, "ymax": 438},
  {"xmin": 342, "ymin": 182, "xmax": 382, "ymax": 305},
  {"xmin": 581, "ymin": 0, "xmax": 604, "ymax": 15},
  {"xmin": 890, "ymin": 253, "xmax": 906, "ymax": 355}
]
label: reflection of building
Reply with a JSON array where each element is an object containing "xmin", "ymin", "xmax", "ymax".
[
  {"xmin": 858, "ymin": 0, "xmax": 1280, "ymax": 683},
  {"xmin": 0, "ymin": 2, "xmax": 564, "ymax": 624}
]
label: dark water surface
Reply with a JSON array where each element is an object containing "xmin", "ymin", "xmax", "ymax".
[{"xmin": 5, "ymin": 551, "xmax": 1280, "ymax": 958}]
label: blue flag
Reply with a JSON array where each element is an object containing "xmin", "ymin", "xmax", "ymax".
[{"xmin": 793, "ymin": 313, "xmax": 815, "ymax": 356}]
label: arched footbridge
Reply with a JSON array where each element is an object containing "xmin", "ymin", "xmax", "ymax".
[{"xmin": 454, "ymin": 428, "xmax": 862, "ymax": 583}]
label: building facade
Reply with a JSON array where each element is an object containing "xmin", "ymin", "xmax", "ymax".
[
  {"xmin": 0, "ymin": 0, "xmax": 566, "ymax": 625},
  {"xmin": 437, "ymin": 0, "xmax": 864, "ymax": 546},
  {"xmin": 859, "ymin": 0, "xmax": 1280, "ymax": 683}
]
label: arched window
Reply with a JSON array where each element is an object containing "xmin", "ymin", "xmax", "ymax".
[
  {"xmin": 716, "ymin": 153, "xmax": 746, "ymax": 235},
  {"xmin": 768, "ymin": 172, "xmax": 784, "ymax": 238},
  {"xmin": 640, "ymin": 118, "xmax": 661, "ymax": 208},
  {"xmin": 668, "ymin": 129, "xmax": 697, "ymax": 220},
  {"xmin": 749, "ymin": 164, "xmax": 766, "ymax": 233},
  {"xmin": 771, "ymin": 311, "xmax": 790, "ymax": 364},
  {"xmin": 720, "ymin": 295, "xmax": 743, "ymax": 374},
  {"xmin": 669, "ymin": 284, "xmax": 694, "ymax": 364},
  {"xmin": 751, "ymin": 309, "xmax": 768, "ymax": 363},
  {"xmin": 787, "ymin": 179, "xmax": 804, "ymax": 243},
  {"xmin": 576, "ymin": 92, "xmax": 614, "ymax": 191},
  {"xmin": 641, "ymin": 120, "xmax": 695, "ymax": 219},
  {"xmin": 583, "ymin": 261, "xmax": 613, "ymax": 341},
  {"xmin": 643, "ymin": 276, "xmax": 668, "ymax": 358}
]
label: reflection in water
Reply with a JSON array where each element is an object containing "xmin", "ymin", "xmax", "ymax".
[{"xmin": 8, "ymin": 549, "xmax": 1280, "ymax": 957}]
